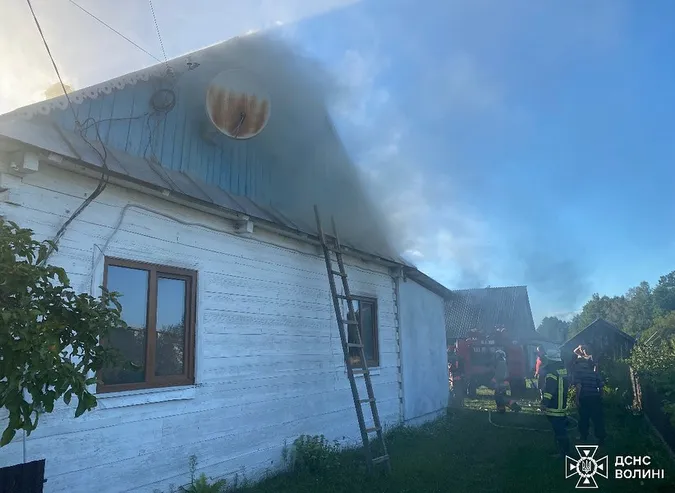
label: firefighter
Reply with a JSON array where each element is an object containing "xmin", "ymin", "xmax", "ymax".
[
  {"xmin": 534, "ymin": 346, "xmax": 546, "ymax": 399},
  {"xmin": 571, "ymin": 351, "xmax": 606, "ymax": 445},
  {"xmin": 540, "ymin": 349, "xmax": 571, "ymax": 458},
  {"xmin": 494, "ymin": 350, "xmax": 522, "ymax": 413},
  {"xmin": 574, "ymin": 344, "xmax": 598, "ymax": 372},
  {"xmin": 448, "ymin": 344, "xmax": 465, "ymax": 407}
]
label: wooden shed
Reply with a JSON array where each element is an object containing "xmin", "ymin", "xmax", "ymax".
[{"xmin": 561, "ymin": 318, "xmax": 635, "ymax": 364}]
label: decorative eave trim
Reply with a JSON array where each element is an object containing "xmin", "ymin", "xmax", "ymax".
[
  {"xmin": 5, "ymin": 67, "xmax": 169, "ymax": 121},
  {"xmin": 2, "ymin": 33, "xmax": 258, "ymax": 121}
]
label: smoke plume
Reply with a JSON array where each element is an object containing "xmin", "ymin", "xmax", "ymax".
[{"xmin": 174, "ymin": 32, "xmax": 402, "ymax": 262}]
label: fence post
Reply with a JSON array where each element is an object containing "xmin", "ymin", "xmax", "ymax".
[{"xmin": 629, "ymin": 365, "xmax": 643, "ymax": 412}]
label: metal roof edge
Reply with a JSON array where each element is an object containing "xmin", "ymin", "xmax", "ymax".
[
  {"xmin": 403, "ymin": 266, "xmax": 453, "ymax": 300},
  {"xmin": 18, "ymin": 144, "xmax": 405, "ymax": 270}
]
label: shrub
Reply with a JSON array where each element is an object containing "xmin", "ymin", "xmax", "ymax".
[
  {"xmin": 629, "ymin": 335, "xmax": 675, "ymax": 425},
  {"xmin": 289, "ymin": 434, "xmax": 342, "ymax": 475},
  {"xmin": 0, "ymin": 219, "xmax": 126, "ymax": 446},
  {"xmin": 179, "ymin": 455, "xmax": 226, "ymax": 493}
]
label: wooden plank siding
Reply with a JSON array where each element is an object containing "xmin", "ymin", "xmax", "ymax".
[
  {"xmin": 0, "ymin": 164, "xmax": 402, "ymax": 493},
  {"xmin": 45, "ymin": 79, "xmax": 274, "ymax": 205}
]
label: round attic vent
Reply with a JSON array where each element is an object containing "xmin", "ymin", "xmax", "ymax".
[{"xmin": 206, "ymin": 69, "xmax": 271, "ymax": 140}]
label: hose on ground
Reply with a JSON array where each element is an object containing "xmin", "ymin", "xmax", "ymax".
[{"xmin": 487, "ymin": 410, "xmax": 578, "ymax": 432}]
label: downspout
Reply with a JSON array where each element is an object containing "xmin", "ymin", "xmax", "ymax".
[{"xmin": 391, "ymin": 267, "xmax": 405, "ymax": 424}]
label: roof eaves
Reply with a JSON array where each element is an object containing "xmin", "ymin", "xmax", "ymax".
[
  {"xmin": 561, "ymin": 318, "xmax": 636, "ymax": 347},
  {"xmin": 3, "ymin": 134, "xmax": 408, "ymax": 269},
  {"xmin": 402, "ymin": 266, "xmax": 453, "ymax": 300}
]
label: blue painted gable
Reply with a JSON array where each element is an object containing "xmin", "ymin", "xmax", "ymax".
[
  {"xmin": 1, "ymin": 32, "xmax": 401, "ymax": 262},
  {"xmin": 38, "ymin": 48, "xmax": 281, "ymax": 204}
]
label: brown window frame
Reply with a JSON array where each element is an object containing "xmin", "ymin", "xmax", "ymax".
[
  {"xmin": 347, "ymin": 296, "xmax": 380, "ymax": 368},
  {"xmin": 98, "ymin": 257, "xmax": 197, "ymax": 393}
]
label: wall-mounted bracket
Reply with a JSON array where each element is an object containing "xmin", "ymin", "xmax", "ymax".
[
  {"xmin": 233, "ymin": 219, "xmax": 254, "ymax": 235},
  {"xmin": 5, "ymin": 150, "xmax": 40, "ymax": 177}
]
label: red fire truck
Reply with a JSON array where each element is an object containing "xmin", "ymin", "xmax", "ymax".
[{"xmin": 452, "ymin": 326, "xmax": 532, "ymax": 398}]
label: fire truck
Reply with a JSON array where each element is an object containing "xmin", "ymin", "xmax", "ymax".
[{"xmin": 451, "ymin": 326, "xmax": 533, "ymax": 398}]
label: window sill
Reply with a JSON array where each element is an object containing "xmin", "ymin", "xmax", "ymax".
[{"xmin": 95, "ymin": 385, "xmax": 197, "ymax": 410}]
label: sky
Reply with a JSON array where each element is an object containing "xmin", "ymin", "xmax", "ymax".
[{"xmin": 2, "ymin": 0, "xmax": 675, "ymax": 325}]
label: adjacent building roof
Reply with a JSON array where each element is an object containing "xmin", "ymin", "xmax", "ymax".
[
  {"xmin": 444, "ymin": 286, "xmax": 537, "ymax": 340},
  {"xmin": 561, "ymin": 318, "xmax": 636, "ymax": 353}
]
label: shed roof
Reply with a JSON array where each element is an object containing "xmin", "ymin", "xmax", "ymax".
[
  {"xmin": 561, "ymin": 318, "xmax": 636, "ymax": 352},
  {"xmin": 444, "ymin": 286, "xmax": 537, "ymax": 340}
]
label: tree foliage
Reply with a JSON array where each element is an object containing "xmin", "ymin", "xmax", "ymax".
[
  {"xmin": 623, "ymin": 281, "xmax": 654, "ymax": 335},
  {"xmin": 653, "ymin": 272, "xmax": 675, "ymax": 316},
  {"xmin": 0, "ymin": 219, "xmax": 125, "ymax": 446},
  {"xmin": 629, "ymin": 330, "xmax": 675, "ymax": 425},
  {"xmin": 568, "ymin": 294, "xmax": 628, "ymax": 338},
  {"xmin": 568, "ymin": 271, "xmax": 675, "ymax": 340},
  {"xmin": 536, "ymin": 316, "xmax": 570, "ymax": 342},
  {"xmin": 566, "ymin": 269, "xmax": 675, "ymax": 424}
]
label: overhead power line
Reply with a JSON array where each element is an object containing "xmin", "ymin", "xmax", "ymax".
[
  {"xmin": 25, "ymin": 0, "xmax": 111, "ymax": 264},
  {"xmin": 67, "ymin": 0, "xmax": 162, "ymax": 63},
  {"xmin": 25, "ymin": 0, "xmax": 78, "ymax": 124},
  {"xmin": 147, "ymin": 0, "xmax": 173, "ymax": 76}
]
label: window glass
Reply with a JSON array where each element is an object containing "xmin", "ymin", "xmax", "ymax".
[
  {"xmin": 346, "ymin": 299, "xmax": 378, "ymax": 367},
  {"xmin": 361, "ymin": 301, "xmax": 375, "ymax": 364},
  {"xmin": 155, "ymin": 277, "xmax": 187, "ymax": 376},
  {"xmin": 348, "ymin": 302, "xmax": 361, "ymax": 366},
  {"xmin": 102, "ymin": 265, "xmax": 149, "ymax": 385}
]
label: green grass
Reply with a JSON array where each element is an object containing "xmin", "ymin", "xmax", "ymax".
[{"xmin": 238, "ymin": 389, "xmax": 675, "ymax": 493}]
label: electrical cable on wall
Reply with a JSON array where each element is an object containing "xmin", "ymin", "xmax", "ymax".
[
  {"xmin": 25, "ymin": 0, "xmax": 111, "ymax": 265},
  {"xmin": 88, "ymin": 203, "xmax": 390, "ymax": 295},
  {"xmin": 26, "ymin": 0, "xmax": 175, "ymax": 264}
]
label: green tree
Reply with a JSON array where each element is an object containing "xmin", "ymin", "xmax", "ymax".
[
  {"xmin": 638, "ymin": 311, "xmax": 675, "ymax": 343},
  {"xmin": 568, "ymin": 294, "xmax": 628, "ymax": 337},
  {"xmin": 623, "ymin": 281, "xmax": 654, "ymax": 336},
  {"xmin": 0, "ymin": 219, "xmax": 125, "ymax": 446},
  {"xmin": 629, "ymin": 319, "xmax": 675, "ymax": 425},
  {"xmin": 537, "ymin": 316, "xmax": 570, "ymax": 342},
  {"xmin": 652, "ymin": 271, "xmax": 675, "ymax": 316}
]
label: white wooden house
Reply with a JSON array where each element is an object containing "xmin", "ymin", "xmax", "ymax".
[{"xmin": 0, "ymin": 32, "xmax": 449, "ymax": 492}]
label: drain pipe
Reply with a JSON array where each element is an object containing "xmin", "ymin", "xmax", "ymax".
[
  {"xmin": 391, "ymin": 267, "xmax": 406, "ymax": 424},
  {"xmin": 22, "ymin": 388, "xmax": 28, "ymax": 463}
]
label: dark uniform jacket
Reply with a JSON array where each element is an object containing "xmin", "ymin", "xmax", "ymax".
[
  {"xmin": 541, "ymin": 361, "xmax": 569, "ymax": 416},
  {"xmin": 571, "ymin": 360, "xmax": 604, "ymax": 399}
]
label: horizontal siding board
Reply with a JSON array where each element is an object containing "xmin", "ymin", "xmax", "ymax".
[{"xmin": 0, "ymin": 164, "xmax": 403, "ymax": 493}]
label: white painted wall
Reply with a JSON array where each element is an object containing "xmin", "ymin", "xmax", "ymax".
[
  {"xmin": 397, "ymin": 277, "xmax": 448, "ymax": 426},
  {"xmin": 0, "ymin": 162, "xmax": 402, "ymax": 492}
]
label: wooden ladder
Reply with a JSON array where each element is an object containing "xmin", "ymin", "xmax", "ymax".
[{"xmin": 313, "ymin": 205, "xmax": 391, "ymax": 474}]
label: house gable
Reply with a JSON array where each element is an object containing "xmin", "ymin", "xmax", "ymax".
[{"xmin": 0, "ymin": 33, "xmax": 397, "ymax": 262}]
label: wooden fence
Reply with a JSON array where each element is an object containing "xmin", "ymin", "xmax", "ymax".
[
  {"xmin": 630, "ymin": 366, "xmax": 675, "ymax": 457},
  {"xmin": 641, "ymin": 382, "xmax": 675, "ymax": 457}
]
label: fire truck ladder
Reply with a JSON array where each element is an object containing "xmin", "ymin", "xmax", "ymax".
[{"xmin": 313, "ymin": 205, "xmax": 391, "ymax": 474}]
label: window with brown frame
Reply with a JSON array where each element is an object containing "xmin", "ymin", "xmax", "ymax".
[
  {"xmin": 98, "ymin": 257, "xmax": 197, "ymax": 393},
  {"xmin": 346, "ymin": 297, "xmax": 379, "ymax": 368}
]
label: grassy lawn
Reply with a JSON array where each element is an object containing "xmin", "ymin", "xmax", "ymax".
[{"xmin": 239, "ymin": 388, "xmax": 675, "ymax": 493}]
